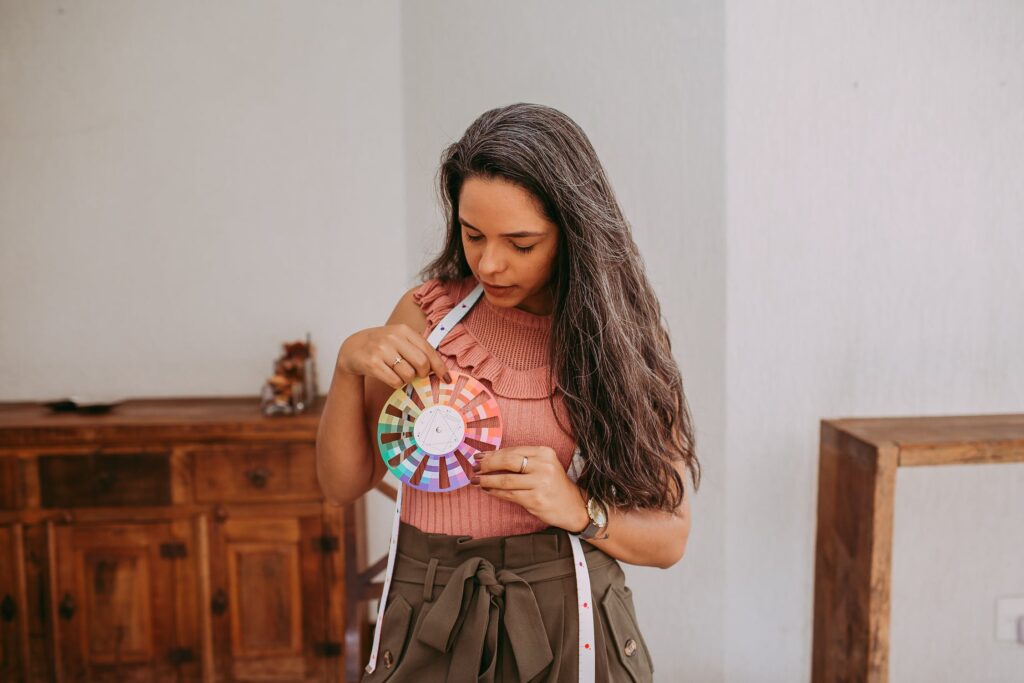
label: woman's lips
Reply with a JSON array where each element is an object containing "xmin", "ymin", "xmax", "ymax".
[{"xmin": 482, "ymin": 282, "xmax": 515, "ymax": 295}]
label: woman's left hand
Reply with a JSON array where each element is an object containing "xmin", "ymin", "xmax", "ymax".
[{"xmin": 471, "ymin": 445, "xmax": 589, "ymax": 533}]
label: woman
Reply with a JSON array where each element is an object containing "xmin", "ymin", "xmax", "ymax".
[{"xmin": 317, "ymin": 102, "xmax": 699, "ymax": 682}]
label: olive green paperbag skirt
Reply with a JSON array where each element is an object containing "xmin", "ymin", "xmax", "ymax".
[{"xmin": 361, "ymin": 521, "xmax": 654, "ymax": 683}]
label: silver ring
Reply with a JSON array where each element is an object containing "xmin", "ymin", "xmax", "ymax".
[
  {"xmin": 519, "ymin": 455, "xmax": 528, "ymax": 474},
  {"xmin": 389, "ymin": 355, "xmax": 404, "ymax": 368}
]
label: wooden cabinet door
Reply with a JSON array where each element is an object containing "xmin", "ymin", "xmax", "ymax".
[
  {"xmin": 207, "ymin": 511, "xmax": 342, "ymax": 681},
  {"xmin": 0, "ymin": 524, "xmax": 29, "ymax": 681},
  {"xmin": 48, "ymin": 521, "xmax": 199, "ymax": 683}
]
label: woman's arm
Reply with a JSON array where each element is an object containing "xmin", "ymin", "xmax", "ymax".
[
  {"xmin": 473, "ymin": 447, "xmax": 692, "ymax": 569},
  {"xmin": 570, "ymin": 456, "xmax": 692, "ymax": 569},
  {"xmin": 316, "ymin": 285, "xmax": 439, "ymax": 505}
]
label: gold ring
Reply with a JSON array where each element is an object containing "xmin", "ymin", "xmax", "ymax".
[{"xmin": 519, "ymin": 455, "xmax": 528, "ymax": 474}]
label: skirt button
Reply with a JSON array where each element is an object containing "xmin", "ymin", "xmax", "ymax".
[
  {"xmin": 624, "ymin": 638, "xmax": 637, "ymax": 657},
  {"xmin": 383, "ymin": 649, "xmax": 395, "ymax": 668}
]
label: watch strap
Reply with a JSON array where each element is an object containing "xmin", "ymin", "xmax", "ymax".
[{"xmin": 578, "ymin": 497, "xmax": 609, "ymax": 540}]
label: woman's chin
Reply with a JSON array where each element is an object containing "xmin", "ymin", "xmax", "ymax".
[{"xmin": 484, "ymin": 293, "xmax": 518, "ymax": 308}]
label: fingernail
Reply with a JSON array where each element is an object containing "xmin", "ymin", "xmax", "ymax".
[
  {"xmin": 470, "ymin": 475, "xmax": 480, "ymax": 485},
  {"xmin": 471, "ymin": 461, "xmax": 480, "ymax": 472},
  {"xmin": 444, "ymin": 373, "xmax": 452, "ymax": 383}
]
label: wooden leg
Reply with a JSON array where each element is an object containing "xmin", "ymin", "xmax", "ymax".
[{"xmin": 812, "ymin": 424, "xmax": 898, "ymax": 683}]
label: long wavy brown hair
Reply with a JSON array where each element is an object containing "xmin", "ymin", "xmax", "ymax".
[{"xmin": 418, "ymin": 103, "xmax": 699, "ymax": 512}]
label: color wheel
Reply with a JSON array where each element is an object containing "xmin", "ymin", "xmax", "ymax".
[{"xmin": 377, "ymin": 372, "xmax": 502, "ymax": 492}]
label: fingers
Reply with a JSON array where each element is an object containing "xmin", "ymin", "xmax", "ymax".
[
  {"xmin": 476, "ymin": 446, "xmax": 557, "ymax": 476},
  {"xmin": 379, "ymin": 330, "xmax": 451, "ymax": 389},
  {"xmin": 396, "ymin": 324, "xmax": 451, "ymax": 382},
  {"xmin": 473, "ymin": 445, "xmax": 560, "ymax": 491},
  {"xmin": 428, "ymin": 348, "xmax": 452, "ymax": 385},
  {"xmin": 417, "ymin": 337, "xmax": 452, "ymax": 383},
  {"xmin": 389, "ymin": 337, "xmax": 432, "ymax": 384},
  {"xmin": 376, "ymin": 363, "xmax": 406, "ymax": 390}
]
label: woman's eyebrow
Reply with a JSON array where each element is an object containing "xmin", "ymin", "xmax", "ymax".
[{"xmin": 458, "ymin": 217, "xmax": 545, "ymax": 238}]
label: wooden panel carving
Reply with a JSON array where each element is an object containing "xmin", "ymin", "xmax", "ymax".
[
  {"xmin": 39, "ymin": 453, "xmax": 171, "ymax": 508},
  {"xmin": 192, "ymin": 444, "xmax": 319, "ymax": 503},
  {"xmin": 49, "ymin": 522, "xmax": 198, "ymax": 682},
  {"xmin": 207, "ymin": 512, "xmax": 338, "ymax": 681}
]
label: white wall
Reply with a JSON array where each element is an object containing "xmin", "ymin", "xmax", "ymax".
[
  {"xmin": 724, "ymin": 1, "xmax": 1024, "ymax": 681},
  {"xmin": 0, "ymin": 0, "xmax": 406, "ymax": 399},
  {"xmin": 4, "ymin": 2, "xmax": 1022, "ymax": 681},
  {"xmin": 400, "ymin": 2, "xmax": 725, "ymax": 681}
]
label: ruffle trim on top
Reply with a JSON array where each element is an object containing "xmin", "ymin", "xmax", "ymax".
[{"xmin": 412, "ymin": 277, "xmax": 557, "ymax": 399}]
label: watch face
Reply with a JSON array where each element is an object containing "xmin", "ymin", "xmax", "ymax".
[{"xmin": 587, "ymin": 497, "xmax": 608, "ymax": 526}]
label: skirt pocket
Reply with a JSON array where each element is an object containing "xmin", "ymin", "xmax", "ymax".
[
  {"xmin": 362, "ymin": 593, "xmax": 415, "ymax": 682},
  {"xmin": 599, "ymin": 583, "xmax": 654, "ymax": 683}
]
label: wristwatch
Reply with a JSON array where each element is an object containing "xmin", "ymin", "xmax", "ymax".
[{"xmin": 576, "ymin": 494, "xmax": 609, "ymax": 540}]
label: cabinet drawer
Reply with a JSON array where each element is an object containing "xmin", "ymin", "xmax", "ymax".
[
  {"xmin": 39, "ymin": 452, "xmax": 171, "ymax": 508},
  {"xmin": 192, "ymin": 443, "xmax": 320, "ymax": 502}
]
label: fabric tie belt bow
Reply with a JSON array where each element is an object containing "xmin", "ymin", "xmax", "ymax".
[{"xmin": 417, "ymin": 556, "xmax": 554, "ymax": 683}]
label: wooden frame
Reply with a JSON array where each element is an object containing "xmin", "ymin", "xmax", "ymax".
[{"xmin": 812, "ymin": 413, "xmax": 1024, "ymax": 682}]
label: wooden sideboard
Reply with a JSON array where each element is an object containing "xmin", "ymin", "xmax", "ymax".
[
  {"xmin": 0, "ymin": 396, "xmax": 393, "ymax": 683},
  {"xmin": 812, "ymin": 413, "xmax": 1024, "ymax": 683}
]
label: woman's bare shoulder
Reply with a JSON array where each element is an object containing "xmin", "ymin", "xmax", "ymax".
[{"xmin": 386, "ymin": 283, "xmax": 430, "ymax": 335}]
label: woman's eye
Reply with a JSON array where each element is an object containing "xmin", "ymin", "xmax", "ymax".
[{"xmin": 464, "ymin": 233, "xmax": 534, "ymax": 254}]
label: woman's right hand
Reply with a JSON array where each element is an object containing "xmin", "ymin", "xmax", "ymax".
[{"xmin": 337, "ymin": 325, "xmax": 452, "ymax": 390}]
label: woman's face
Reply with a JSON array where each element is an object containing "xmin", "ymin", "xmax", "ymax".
[{"xmin": 457, "ymin": 175, "xmax": 559, "ymax": 316}]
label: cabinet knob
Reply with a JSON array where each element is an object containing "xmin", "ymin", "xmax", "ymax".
[
  {"xmin": 211, "ymin": 588, "xmax": 228, "ymax": 616},
  {"xmin": 58, "ymin": 593, "xmax": 76, "ymax": 620},
  {"xmin": 245, "ymin": 468, "xmax": 270, "ymax": 488}
]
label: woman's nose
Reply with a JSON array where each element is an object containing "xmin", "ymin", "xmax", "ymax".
[{"xmin": 477, "ymin": 246, "xmax": 506, "ymax": 275}]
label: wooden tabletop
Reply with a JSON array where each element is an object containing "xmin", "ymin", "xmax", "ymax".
[
  {"xmin": 0, "ymin": 396, "xmax": 326, "ymax": 448},
  {"xmin": 824, "ymin": 412, "xmax": 1024, "ymax": 466}
]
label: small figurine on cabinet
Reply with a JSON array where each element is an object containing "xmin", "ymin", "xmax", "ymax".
[{"xmin": 259, "ymin": 332, "xmax": 318, "ymax": 415}]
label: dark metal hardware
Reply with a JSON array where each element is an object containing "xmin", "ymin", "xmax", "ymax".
[
  {"xmin": 317, "ymin": 535, "xmax": 339, "ymax": 553},
  {"xmin": 159, "ymin": 542, "xmax": 187, "ymax": 559},
  {"xmin": 167, "ymin": 647, "xmax": 195, "ymax": 665},
  {"xmin": 58, "ymin": 593, "xmax": 76, "ymax": 620},
  {"xmin": 211, "ymin": 588, "xmax": 228, "ymax": 616},
  {"xmin": 244, "ymin": 468, "xmax": 270, "ymax": 488},
  {"xmin": 314, "ymin": 641, "xmax": 342, "ymax": 658},
  {"xmin": 1, "ymin": 595, "xmax": 15, "ymax": 622}
]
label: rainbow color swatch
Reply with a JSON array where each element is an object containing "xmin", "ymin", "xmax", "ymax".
[{"xmin": 377, "ymin": 372, "xmax": 502, "ymax": 492}]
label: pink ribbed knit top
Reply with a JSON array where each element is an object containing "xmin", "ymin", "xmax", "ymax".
[{"xmin": 400, "ymin": 274, "xmax": 577, "ymax": 538}]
